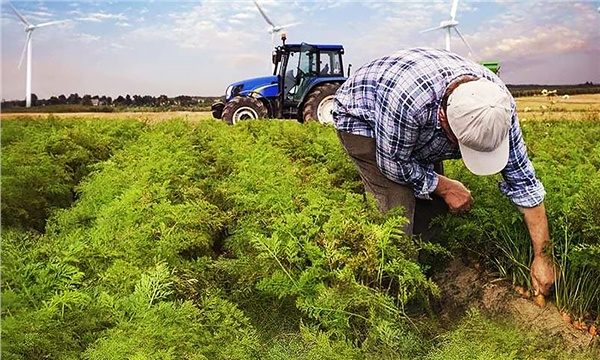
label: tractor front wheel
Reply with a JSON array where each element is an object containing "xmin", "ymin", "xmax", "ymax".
[
  {"xmin": 222, "ymin": 97, "xmax": 268, "ymax": 125},
  {"xmin": 302, "ymin": 83, "xmax": 340, "ymax": 125}
]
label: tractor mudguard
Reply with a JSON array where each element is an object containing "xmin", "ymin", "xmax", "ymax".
[{"xmin": 211, "ymin": 102, "xmax": 225, "ymax": 119}]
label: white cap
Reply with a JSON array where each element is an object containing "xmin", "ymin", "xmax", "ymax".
[{"xmin": 447, "ymin": 78, "xmax": 512, "ymax": 175}]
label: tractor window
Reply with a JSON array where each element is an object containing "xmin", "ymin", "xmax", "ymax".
[
  {"xmin": 319, "ymin": 50, "xmax": 343, "ymax": 77},
  {"xmin": 298, "ymin": 46, "xmax": 317, "ymax": 76},
  {"xmin": 281, "ymin": 51, "xmax": 298, "ymax": 99}
]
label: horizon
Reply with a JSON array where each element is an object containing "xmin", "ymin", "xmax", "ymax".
[
  {"xmin": 2, "ymin": 0, "xmax": 600, "ymax": 101},
  {"xmin": 2, "ymin": 82, "xmax": 600, "ymax": 104}
]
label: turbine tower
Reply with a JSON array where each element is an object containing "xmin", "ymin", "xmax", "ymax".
[
  {"xmin": 9, "ymin": 2, "xmax": 69, "ymax": 107},
  {"xmin": 421, "ymin": 0, "xmax": 473, "ymax": 55},
  {"xmin": 253, "ymin": 0, "xmax": 301, "ymax": 49}
]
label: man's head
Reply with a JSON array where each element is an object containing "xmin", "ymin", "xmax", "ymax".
[{"xmin": 446, "ymin": 78, "xmax": 512, "ymax": 175}]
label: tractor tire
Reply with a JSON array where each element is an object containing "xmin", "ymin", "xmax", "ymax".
[
  {"xmin": 222, "ymin": 96, "xmax": 268, "ymax": 125},
  {"xmin": 302, "ymin": 83, "xmax": 341, "ymax": 124}
]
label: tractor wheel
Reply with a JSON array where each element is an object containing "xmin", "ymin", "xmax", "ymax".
[
  {"xmin": 222, "ymin": 96, "xmax": 268, "ymax": 125},
  {"xmin": 302, "ymin": 83, "xmax": 340, "ymax": 124}
]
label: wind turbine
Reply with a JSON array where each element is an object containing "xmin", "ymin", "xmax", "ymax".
[
  {"xmin": 421, "ymin": 0, "xmax": 473, "ymax": 55},
  {"xmin": 9, "ymin": 2, "xmax": 70, "ymax": 107},
  {"xmin": 253, "ymin": 0, "xmax": 301, "ymax": 48}
]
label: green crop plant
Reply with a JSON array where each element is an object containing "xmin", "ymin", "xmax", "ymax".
[
  {"xmin": 2, "ymin": 116, "xmax": 598, "ymax": 358},
  {"xmin": 1, "ymin": 117, "xmax": 143, "ymax": 231},
  {"xmin": 438, "ymin": 119, "xmax": 600, "ymax": 320}
]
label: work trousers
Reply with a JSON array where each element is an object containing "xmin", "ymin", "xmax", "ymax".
[{"xmin": 337, "ymin": 130, "xmax": 449, "ymax": 238}]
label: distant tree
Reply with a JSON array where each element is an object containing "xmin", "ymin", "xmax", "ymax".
[
  {"xmin": 142, "ymin": 95, "xmax": 155, "ymax": 106},
  {"xmin": 82, "ymin": 94, "xmax": 93, "ymax": 106},
  {"xmin": 58, "ymin": 94, "xmax": 67, "ymax": 104},
  {"xmin": 114, "ymin": 95, "xmax": 125, "ymax": 106},
  {"xmin": 48, "ymin": 96, "xmax": 60, "ymax": 105},
  {"xmin": 157, "ymin": 95, "xmax": 169, "ymax": 106},
  {"xmin": 125, "ymin": 94, "xmax": 132, "ymax": 106},
  {"xmin": 67, "ymin": 93, "xmax": 80, "ymax": 105},
  {"xmin": 132, "ymin": 94, "xmax": 141, "ymax": 106}
]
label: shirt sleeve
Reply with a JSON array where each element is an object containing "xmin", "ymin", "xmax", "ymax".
[
  {"xmin": 373, "ymin": 99, "xmax": 439, "ymax": 200},
  {"xmin": 499, "ymin": 112, "xmax": 546, "ymax": 207}
]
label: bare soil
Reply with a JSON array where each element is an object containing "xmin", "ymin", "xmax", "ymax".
[{"xmin": 434, "ymin": 258, "xmax": 596, "ymax": 349}]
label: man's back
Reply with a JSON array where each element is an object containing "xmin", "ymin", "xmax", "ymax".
[{"xmin": 333, "ymin": 47, "xmax": 500, "ymax": 136}]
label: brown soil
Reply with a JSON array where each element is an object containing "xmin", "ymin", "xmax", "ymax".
[{"xmin": 434, "ymin": 258, "xmax": 595, "ymax": 349}]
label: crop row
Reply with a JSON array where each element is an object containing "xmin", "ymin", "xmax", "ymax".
[{"xmin": 1, "ymin": 116, "xmax": 598, "ymax": 358}]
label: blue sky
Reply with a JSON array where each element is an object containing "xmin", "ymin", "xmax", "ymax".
[{"xmin": 1, "ymin": 0, "xmax": 599, "ymax": 101}]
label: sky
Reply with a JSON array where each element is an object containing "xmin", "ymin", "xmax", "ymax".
[{"xmin": 1, "ymin": 0, "xmax": 599, "ymax": 101}]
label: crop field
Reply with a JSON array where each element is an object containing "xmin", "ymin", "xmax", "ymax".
[{"xmin": 1, "ymin": 94, "xmax": 599, "ymax": 359}]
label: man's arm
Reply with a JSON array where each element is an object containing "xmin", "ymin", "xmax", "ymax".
[{"xmin": 519, "ymin": 202, "xmax": 555, "ymax": 296}]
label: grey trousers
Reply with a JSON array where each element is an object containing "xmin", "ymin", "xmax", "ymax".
[{"xmin": 337, "ymin": 130, "xmax": 449, "ymax": 238}]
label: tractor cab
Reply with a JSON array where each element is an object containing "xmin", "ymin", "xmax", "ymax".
[{"xmin": 272, "ymin": 38, "xmax": 346, "ymax": 119}]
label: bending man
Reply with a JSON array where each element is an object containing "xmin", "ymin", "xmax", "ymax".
[{"xmin": 332, "ymin": 47, "xmax": 554, "ymax": 296}]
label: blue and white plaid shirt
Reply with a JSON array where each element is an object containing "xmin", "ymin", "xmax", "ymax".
[{"xmin": 333, "ymin": 47, "xmax": 545, "ymax": 208}]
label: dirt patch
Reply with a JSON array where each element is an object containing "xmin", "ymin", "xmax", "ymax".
[{"xmin": 434, "ymin": 258, "xmax": 595, "ymax": 348}]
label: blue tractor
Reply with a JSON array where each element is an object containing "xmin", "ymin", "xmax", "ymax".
[{"xmin": 212, "ymin": 34, "xmax": 347, "ymax": 125}]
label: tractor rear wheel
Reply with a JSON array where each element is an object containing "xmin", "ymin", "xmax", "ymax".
[
  {"xmin": 222, "ymin": 96, "xmax": 268, "ymax": 125},
  {"xmin": 302, "ymin": 83, "xmax": 340, "ymax": 124}
]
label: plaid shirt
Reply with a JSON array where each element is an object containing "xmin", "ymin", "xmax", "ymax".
[{"xmin": 333, "ymin": 47, "xmax": 545, "ymax": 207}]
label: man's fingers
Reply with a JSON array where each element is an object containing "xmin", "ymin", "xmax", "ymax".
[{"xmin": 532, "ymin": 272, "xmax": 552, "ymax": 296}]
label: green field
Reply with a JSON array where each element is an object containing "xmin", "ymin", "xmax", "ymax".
[{"xmin": 1, "ymin": 98, "xmax": 599, "ymax": 359}]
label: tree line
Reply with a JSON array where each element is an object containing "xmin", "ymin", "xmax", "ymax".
[
  {"xmin": 1, "ymin": 93, "xmax": 222, "ymax": 109},
  {"xmin": 2, "ymin": 83, "xmax": 598, "ymax": 110}
]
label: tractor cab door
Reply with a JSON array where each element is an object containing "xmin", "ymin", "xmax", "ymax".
[
  {"xmin": 280, "ymin": 50, "xmax": 299, "ymax": 100},
  {"xmin": 293, "ymin": 43, "xmax": 319, "ymax": 101}
]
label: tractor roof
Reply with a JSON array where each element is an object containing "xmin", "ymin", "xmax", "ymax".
[{"xmin": 285, "ymin": 43, "xmax": 344, "ymax": 51}]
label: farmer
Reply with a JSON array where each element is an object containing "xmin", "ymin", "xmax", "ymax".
[{"xmin": 332, "ymin": 47, "xmax": 554, "ymax": 296}]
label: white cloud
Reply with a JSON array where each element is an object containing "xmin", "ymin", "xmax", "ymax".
[
  {"xmin": 75, "ymin": 12, "xmax": 128, "ymax": 23},
  {"xmin": 70, "ymin": 33, "xmax": 101, "ymax": 43}
]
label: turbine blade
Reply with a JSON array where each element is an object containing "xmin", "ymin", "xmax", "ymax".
[
  {"xmin": 454, "ymin": 27, "xmax": 475, "ymax": 56},
  {"xmin": 279, "ymin": 22, "xmax": 301, "ymax": 29},
  {"xmin": 450, "ymin": 0, "xmax": 459, "ymax": 20},
  {"xmin": 253, "ymin": 0, "xmax": 275, "ymax": 27},
  {"xmin": 9, "ymin": 2, "xmax": 31, "ymax": 26},
  {"xmin": 420, "ymin": 25, "xmax": 444, "ymax": 33},
  {"xmin": 18, "ymin": 32, "xmax": 31, "ymax": 69},
  {"xmin": 34, "ymin": 20, "xmax": 70, "ymax": 28}
]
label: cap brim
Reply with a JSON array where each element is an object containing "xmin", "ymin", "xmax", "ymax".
[{"xmin": 458, "ymin": 134, "xmax": 509, "ymax": 175}]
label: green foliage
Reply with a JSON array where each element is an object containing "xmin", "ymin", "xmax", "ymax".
[
  {"xmin": 1, "ymin": 117, "xmax": 143, "ymax": 230},
  {"xmin": 83, "ymin": 265, "xmax": 260, "ymax": 360},
  {"xmin": 440, "ymin": 120, "xmax": 600, "ymax": 318},
  {"xmin": 424, "ymin": 308, "xmax": 597, "ymax": 360},
  {"xmin": 3, "ymin": 117, "xmax": 598, "ymax": 358}
]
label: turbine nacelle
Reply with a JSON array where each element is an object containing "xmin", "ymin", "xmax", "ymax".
[
  {"xmin": 421, "ymin": 0, "xmax": 473, "ymax": 55},
  {"xmin": 439, "ymin": 20, "xmax": 459, "ymax": 28}
]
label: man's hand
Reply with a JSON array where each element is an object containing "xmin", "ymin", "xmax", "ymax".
[
  {"xmin": 434, "ymin": 175, "xmax": 474, "ymax": 214},
  {"xmin": 531, "ymin": 254, "xmax": 555, "ymax": 296}
]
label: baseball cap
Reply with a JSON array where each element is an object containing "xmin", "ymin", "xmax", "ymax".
[{"xmin": 446, "ymin": 78, "xmax": 512, "ymax": 175}]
